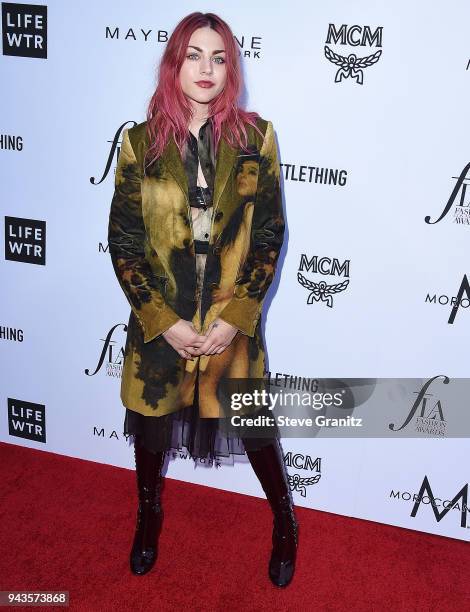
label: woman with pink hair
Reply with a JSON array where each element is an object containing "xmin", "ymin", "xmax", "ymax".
[{"xmin": 108, "ymin": 11, "xmax": 298, "ymax": 587}]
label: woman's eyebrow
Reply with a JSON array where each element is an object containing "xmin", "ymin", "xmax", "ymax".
[{"xmin": 188, "ymin": 45, "xmax": 226, "ymax": 54}]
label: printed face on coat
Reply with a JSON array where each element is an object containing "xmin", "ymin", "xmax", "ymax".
[
  {"xmin": 236, "ymin": 160, "xmax": 260, "ymax": 198},
  {"xmin": 179, "ymin": 26, "xmax": 227, "ymax": 105}
]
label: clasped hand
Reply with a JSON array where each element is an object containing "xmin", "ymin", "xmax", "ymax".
[{"xmin": 162, "ymin": 318, "xmax": 238, "ymax": 360}]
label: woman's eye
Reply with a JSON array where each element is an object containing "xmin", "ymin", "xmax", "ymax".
[{"xmin": 186, "ymin": 53, "xmax": 224, "ymax": 63}]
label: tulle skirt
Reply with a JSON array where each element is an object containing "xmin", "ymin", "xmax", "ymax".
[{"xmin": 123, "ymin": 367, "xmax": 280, "ymax": 461}]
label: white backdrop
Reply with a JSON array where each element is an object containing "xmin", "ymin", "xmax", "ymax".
[{"xmin": 1, "ymin": 0, "xmax": 469, "ymax": 542}]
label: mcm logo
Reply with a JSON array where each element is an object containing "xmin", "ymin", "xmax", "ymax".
[
  {"xmin": 284, "ymin": 452, "xmax": 321, "ymax": 497},
  {"xmin": 297, "ymin": 254, "xmax": 350, "ymax": 307},
  {"xmin": 324, "ymin": 23, "xmax": 383, "ymax": 84},
  {"xmin": 297, "ymin": 275, "xmax": 349, "ymax": 307},
  {"xmin": 411, "ymin": 475, "xmax": 469, "ymax": 528},
  {"xmin": 324, "ymin": 47, "xmax": 382, "ymax": 84}
]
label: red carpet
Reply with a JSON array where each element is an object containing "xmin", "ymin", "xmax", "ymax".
[{"xmin": 0, "ymin": 442, "xmax": 468, "ymax": 611}]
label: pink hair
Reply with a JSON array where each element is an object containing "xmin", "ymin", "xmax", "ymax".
[{"xmin": 144, "ymin": 11, "xmax": 263, "ymax": 174}]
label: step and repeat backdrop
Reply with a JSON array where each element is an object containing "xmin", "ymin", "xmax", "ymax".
[{"xmin": 1, "ymin": 1, "xmax": 469, "ymax": 542}]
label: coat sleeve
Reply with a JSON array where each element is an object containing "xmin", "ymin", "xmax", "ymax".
[
  {"xmin": 218, "ymin": 121, "xmax": 285, "ymax": 337},
  {"xmin": 107, "ymin": 128, "xmax": 181, "ymax": 343}
]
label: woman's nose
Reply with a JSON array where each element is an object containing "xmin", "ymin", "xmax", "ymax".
[{"xmin": 200, "ymin": 58, "xmax": 213, "ymax": 75}]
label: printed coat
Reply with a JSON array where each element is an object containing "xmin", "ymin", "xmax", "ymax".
[{"xmin": 107, "ymin": 116, "xmax": 285, "ymax": 418}]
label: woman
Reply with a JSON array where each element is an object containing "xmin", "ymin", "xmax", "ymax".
[{"xmin": 108, "ymin": 12, "xmax": 298, "ymax": 588}]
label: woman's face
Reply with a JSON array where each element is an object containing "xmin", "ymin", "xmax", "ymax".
[
  {"xmin": 236, "ymin": 160, "xmax": 260, "ymax": 197},
  {"xmin": 179, "ymin": 26, "xmax": 227, "ymax": 108}
]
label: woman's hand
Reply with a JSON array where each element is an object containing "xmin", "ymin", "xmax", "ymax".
[
  {"xmin": 162, "ymin": 320, "xmax": 207, "ymax": 360},
  {"xmin": 196, "ymin": 318, "xmax": 239, "ymax": 355}
]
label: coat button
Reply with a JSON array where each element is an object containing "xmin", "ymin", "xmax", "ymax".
[{"xmin": 209, "ymin": 282, "xmax": 219, "ymax": 289}]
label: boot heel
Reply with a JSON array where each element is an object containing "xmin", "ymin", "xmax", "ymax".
[
  {"xmin": 130, "ymin": 501, "xmax": 163, "ymax": 575},
  {"xmin": 269, "ymin": 494, "xmax": 298, "ymax": 587}
]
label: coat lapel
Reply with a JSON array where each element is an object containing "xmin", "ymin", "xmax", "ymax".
[
  {"xmin": 160, "ymin": 136, "xmax": 188, "ymax": 199},
  {"xmin": 213, "ymin": 132, "xmax": 238, "ymax": 210}
]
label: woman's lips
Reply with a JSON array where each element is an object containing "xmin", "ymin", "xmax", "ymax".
[{"xmin": 195, "ymin": 81, "xmax": 215, "ymax": 88}]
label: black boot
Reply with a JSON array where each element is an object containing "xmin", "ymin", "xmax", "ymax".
[
  {"xmin": 130, "ymin": 435, "xmax": 165, "ymax": 576},
  {"xmin": 245, "ymin": 439, "xmax": 299, "ymax": 588}
]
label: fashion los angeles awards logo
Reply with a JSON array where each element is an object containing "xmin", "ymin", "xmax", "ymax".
[
  {"xmin": 324, "ymin": 23, "xmax": 383, "ymax": 84},
  {"xmin": 297, "ymin": 254, "xmax": 350, "ymax": 307},
  {"xmin": 90, "ymin": 121, "xmax": 137, "ymax": 187},
  {"xmin": 85, "ymin": 324, "xmax": 126, "ymax": 379},
  {"xmin": 388, "ymin": 375, "xmax": 448, "ymax": 437},
  {"xmin": 425, "ymin": 161, "xmax": 470, "ymax": 225}
]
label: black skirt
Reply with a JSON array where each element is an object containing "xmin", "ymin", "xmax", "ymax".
[{"xmin": 123, "ymin": 367, "xmax": 280, "ymax": 461}]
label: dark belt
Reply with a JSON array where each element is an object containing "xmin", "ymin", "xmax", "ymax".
[
  {"xmin": 194, "ymin": 239, "xmax": 209, "ymax": 254},
  {"xmin": 189, "ymin": 185, "xmax": 212, "ymax": 209}
]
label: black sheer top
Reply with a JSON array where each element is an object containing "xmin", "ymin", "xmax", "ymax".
[
  {"xmin": 184, "ymin": 118, "xmax": 215, "ymax": 205},
  {"xmin": 182, "ymin": 119, "xmax": 216, "ymax": 299}
]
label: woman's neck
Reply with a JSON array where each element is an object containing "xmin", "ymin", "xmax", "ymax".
[{"xmin": 188, "ymin": 114, "xmax": 210, "ymax": 139}]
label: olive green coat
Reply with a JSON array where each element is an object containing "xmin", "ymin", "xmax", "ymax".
[{"xmin": 107, "ymin": 116, "xmax": 285, "ymax": 417}]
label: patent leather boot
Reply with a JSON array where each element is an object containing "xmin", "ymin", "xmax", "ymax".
[
  {"xmin": 245, "ymin": 439, "xmax": 299, "ymax": 588},
  {"xmin": 130, "ymin": 436, "xmax": 165, "ymax": 576}
]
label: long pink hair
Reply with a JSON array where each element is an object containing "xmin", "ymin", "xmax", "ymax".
[{"xmin": 144, "ymin": 11, "xmax": 263, "ymax": 174}]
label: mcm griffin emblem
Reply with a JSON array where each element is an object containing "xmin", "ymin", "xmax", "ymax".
[
  {"xmin": 289, "ymin": 473, "xmax": 321, "ymax": 497},
  {"xmin": 324, "ymin": 45, "xmax": 382, "ymax": 84},
  {"xmin": 297, "ymin": 272, "xmax": 349, "ymax": 307}
]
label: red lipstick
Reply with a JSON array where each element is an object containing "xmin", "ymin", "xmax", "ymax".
[{"xmin": 195, "ymin": 80, "xmax": 215, "ymax": 88}]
